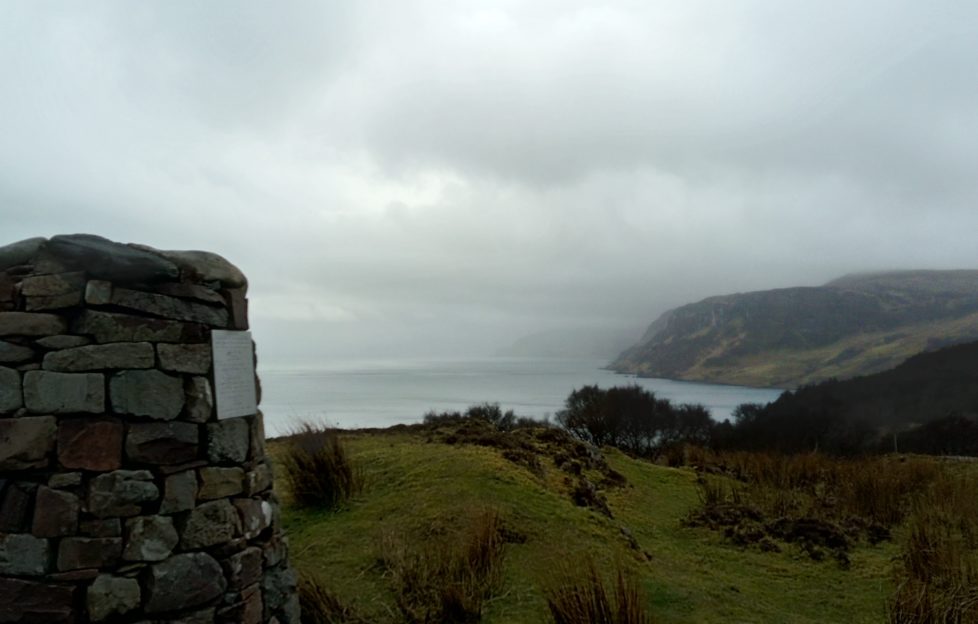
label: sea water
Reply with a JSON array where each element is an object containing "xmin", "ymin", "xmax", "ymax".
[{"xmin": 257, "ymin": 357, "xmax": 783, "ymax": 436}]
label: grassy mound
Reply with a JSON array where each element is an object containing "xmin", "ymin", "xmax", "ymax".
[{"xmin": 273, "ymin": 423, "xmax": 910, "ymax": 623}]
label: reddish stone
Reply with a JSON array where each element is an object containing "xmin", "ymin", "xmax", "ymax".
[
  {"xmin": 47, "ymin": 568, "xmax": 99, "ymax": 581},
  {"xmin": 57, "ymin": 417, "xmax": 123, "ymax": 471},
  {"xmin": 57, "ymin": 537, "xmax": 122, "ymax": 571},
  {"xmin": 0, "ymin": 577, "xmax": 75, "ymax": 623},
  {"xmin": 222, "ymin": 546, "xmax": 263, "ymax": 590},
  {"xmin": 217, "ymin": 582, "xmax": 263, "ymax": 624},
  {"xmin": 32, "ymin": 486, "xmax": 79, "ymax": 537}
]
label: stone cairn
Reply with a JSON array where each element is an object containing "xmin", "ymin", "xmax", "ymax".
[{"xmin": 0, "ymin": 235, "xmax": 298, "ymax": 623}]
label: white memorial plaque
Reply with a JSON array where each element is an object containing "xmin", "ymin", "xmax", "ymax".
[{"xmin": 211, "ymin": 330, "xmax": 258, "ymax": 420}]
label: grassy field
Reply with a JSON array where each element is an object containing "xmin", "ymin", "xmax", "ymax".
[{"xmin": 276, "ymin": 427, "xmax": 905, "ymax": 623}]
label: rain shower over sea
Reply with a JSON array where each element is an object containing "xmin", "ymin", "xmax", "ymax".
[{"xmin": 257, "ymin": 357, "xmax": 782, "ymax": 436}]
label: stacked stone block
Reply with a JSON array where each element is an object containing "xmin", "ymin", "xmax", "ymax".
[{"xmin": 0, "ymin": 235, "xmax": 298, "ymax": 623}]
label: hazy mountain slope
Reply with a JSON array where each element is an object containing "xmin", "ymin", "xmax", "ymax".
[{"xmin": 610, "ymin": 270, "xmax": 978, "ymax": 388}]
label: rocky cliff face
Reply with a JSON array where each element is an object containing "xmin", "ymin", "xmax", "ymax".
[{"xmin": 611, "ymin": 271, "xmax": 978, "ymax": 388}]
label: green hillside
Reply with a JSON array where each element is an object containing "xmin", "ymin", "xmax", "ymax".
[
  {"xmin": 277, "ymin": 426, "xmax": 898, "ymax": 623},
  {"xmin": 611, "ymin": 270, "xmax": 978, "ymax": 388}
]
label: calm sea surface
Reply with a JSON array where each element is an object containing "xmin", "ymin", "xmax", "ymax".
[{"xmin": 257, "ymin": 357, "xmax": 783, "ymax": 436}]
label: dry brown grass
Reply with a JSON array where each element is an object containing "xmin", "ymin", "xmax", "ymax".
[
  {"xmin": 298, "ymin": 574, "xmax": 370, "ymax": 624},
  {"xmin": 379, "ymin": 508, "xmax": 506, "ymax": 623},
  {"xmin": 281, "ymin": 422, "xmax": 364, "ymax": 510},
  {"xmin": 545, "ymin": 560, "xmax": 654, "ymax": 624}
]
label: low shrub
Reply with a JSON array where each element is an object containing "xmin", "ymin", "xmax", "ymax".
[
  {"xmin": 545, "ymin": 560, "xmax": 654, "ymax": 624},
  {"xmin": 282, "ymin": 423, "xmax": 363, "ymax": 510}
]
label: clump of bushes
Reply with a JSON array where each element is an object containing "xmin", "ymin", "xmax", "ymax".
[
  {"xmin": 281, "ymin": 423, "xmax": 363, "ymax": 510},
  {"xmin": 545, "ymin": 560, "xmax": 654, "ymax": 624},
  {"xmin": 380, "ymin": 508, "xmax": 506, "ymax": 623}
]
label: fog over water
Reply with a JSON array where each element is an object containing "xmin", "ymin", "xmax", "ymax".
[
  {"xmin": 2, "ymin": 2, "xmax": 977, "ymax": 364},
  {"xmin": 258, "ymin": 357, "xmax": 783, "ymax": 436}
]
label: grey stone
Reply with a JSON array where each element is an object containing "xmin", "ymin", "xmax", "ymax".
[
  {"xmin": 185, "ymin": 376, "xmax": 214, "ymax": 423},
  {"xmin": 87, "ymin": 574, "xmax": 141, "ymax": 621},
  {"xmin": 250, "ymin": 411, "xmax": 267, "ymax": 459},
  {"xmin": 0, "ymin": 311, "xmax": 67, "ymax": 336},
  {"xmin": 79, "ymin": 517, "xmax": 122, "ymax": 538},
  {"xmin": 136, "ymin": 247, "xmax": 247, "ymax": 290},
  {"xmin": 262, "ymin": 534, "xmax": 289, "ymax": 568},
  {"xmin": 110, "ymin": 287, "xmax": 229, "ymax": 327},
  {"xmin": 21, "ymin": 271, "xmax": 85, "ymax": 310},
  {"xmin": 57, "ymin": 537, "xmax": 122, "ymax": 570},
  {"xmin": 88, "ymin": 470, "xmax": 159, "ymax": 518},
  {"xmin": 0, "ymin": 415, "xmax": 56, "ymax": 469},
  {"xmin": 217, "ymin": 582, "xmax": 263, "ymax": 624},
  {"xmin": 234, "ymin": 498, "xmax": 269, "ymax": 539},
  {"xmin": 143, "ymin": 552, "xmax": 227, "ymax": 614},
  {"xmin": 85, "ymin": 279, "xmax": 113, "ymax": 305},
  {"xmin": 160, "ymin": 470, "xmax": 197, "ymax": 514},
  {"xmin": 123, "ymin": 515, "xmax": 178, "ymax": 561},
  {"xmin": 73, "ymin": 309, "xmax": 207, "ymax": 344},
  {"xmin": 156, "ymin": 281, "xmax": 226, "ymax": 304},
  {"xmin": 177, "ymin": 499, "xmax": 241, "ymax": 549},
  {"xmin": 35, "ymin": 334, "xmax": 90, "ymax": 349},
  {"xmin": 126, "ymin": 421, "xmax": 199, "ymax": 465},
  {"xmin": 224, "ymin": 287, "xmax": 249, "ymax": 330},
  {"xmin": 263, "ymin": 566, "xmax": 298, "ymax": 617},
  {"xmin": 23, "ymin": 370, "xmax": 104, "ymax": 413},
  {"xmin": 32, "ymin": 486, "xmax": 80, "ymax": 537},
  {"xmin": 207, "ymin": 417, "xmax": 250, "ymax": 464},
  {"xmin": 0, "ymin": 366, "xmax": 22, "ymax": 413},
  {"xmin": 0, "ymin": 340, "xmax": 34, "ymax": 363},
  {"xmin": 111, "ymin": 369, "xmax": 185, "ymax": 420},
  {"xmin": 0, "ymin": 533, "xmax": 50, "ymax": 576},
  {"xmin": 223, "ymin": 546, "xmax": 263, "ymax": 591},
  {"xmin": 46, "ymin": 234, "xmax": 179, "ymax": 283},
  {"xmin": 158, "ymin": 343, "xmax": 212, "ymax": 374},
  {"xmin": 244, "ymin": 463, "xmax": 273, "ymax": 496},
  {"xmin": 0, "ymin": 236, "xmax": 46, "ymax": 270},
  {"xmin": 48, "ymin": 472, "xmax": 84, "ymax": 488},
  {"xmin": 197, "ymin": 466, "xmax": 244, "ymax": 500},
  {"xmin": 0, "ymin": 577, "xmax": 75, "ymax": 623},
  {"xmin": 43, "ymin": 342, "xmax": 154, "ymax": 371}
]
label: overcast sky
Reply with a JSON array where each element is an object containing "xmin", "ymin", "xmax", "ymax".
[{"xmin": 2, "ymin": 1, "xmax": 977, "ymax": 364}]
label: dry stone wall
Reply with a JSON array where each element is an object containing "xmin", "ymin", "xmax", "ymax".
[{"xmin": 0, "ymin": 235, "xmax": 298, "ymax": 623}]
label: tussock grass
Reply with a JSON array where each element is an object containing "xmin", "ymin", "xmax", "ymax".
[
  {"xmin": 888, "ymin": 472, "xmax": 978, "ymax": 623},
  {"xmin": 545, "ymin": 560, "xmax": 654, "ymax": 624},
  {"xmin": 282, "ymin": 422, "xmax": 363, "ymax": 509},
  {"xmin": 380, "ymin": 508, "xmax": 506, "ymax": 623},
  {"xmin": 299, "ymin": 574, "xmax": 369, "ymax": 624}
]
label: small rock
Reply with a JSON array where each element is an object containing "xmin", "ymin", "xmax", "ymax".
[
  {"xmin": 0, "ymin": 415, "xmax": 56, "ymax": 470},
  {"xmin": 207, "ymin": 417, "xmax": 250, "ymax": 464},
  {"xmin": 48, "ymin": 472, "xmax": 84, "ymax": 488},
  {"xmin": 58, "ymin": 417, "xmax": 123, "ymax": 471},
  {"xmin": 20, "ymin": 271, "xmax": 85, "ymax": 311},
  {"xmin": 222, "ymin": 546, "xmax": 263, "ymax": 591},
  {"xmin": 87, "ymin": 574, "xmax": 141, "ymax": 621},
  {"xmin": 0, "ymin": 482, "xmax": 36, "ymax": 532},
  {"xmin": 197, "ymin": 466, "xmax": 244, "ymax": 500},
  {"xmin": 110, "ymin": 287, "xmax": 228, "ymax": 327},
  {"xmin": 217, "ymin": 582, "xmax": 263, "ymax": 624},
  {"xmin": 43, "ymin": 342, "xmax": 154, "ymax": 371},
  {"xmin": 0, "ymin": 339, "xmax": 34, "ymax": 363},
  {"xmin": 126, "ymin": 421, "xmax": 199, "ymax": 465},
  {"xmin": 32, "ymin": 486, "xmax": 80, "ymax": 537},
  {"xmin": 142, "ymin": 552, "xmax": 227, "ymax": 614},
  {"xmin": 158, "ymin": 343, "xmax": 212, "ymax": 374},
  {"xmin": 79, "ymin": 517, "xmax": 122, "ymax": 538},
  {"xmin": 0, "ymin": 533, "xmax": 50, "ymax": 576},
  {"xmin": 57, "ymin": 537, "xmax": 123, "ymax": 571},
  {"xmin": 177, "ymin": 499, "xmax": 241, "ymax": 549},
  {"xmin": 263, "ymin": 565, "xmax": 298, "ymax": 618},
  {"xmin": 0, "ymin": 311, "xmax": 67, "ymax": 336},
  {"xmin": 160, "ymin": 470, "xmax": 197, "ymax": 514},
  {"xmin": 111, "ymin": 369, "xmax": 185, "ymax": 420},
  {"xmin": 85, "ymin": 280, "xmax": 113, "ymax": 305},
  {"xmin": 35, "ymin": 334, "xmax": 91, "ymax": 349},
  {"xmin": 23, "ymin": 370, "xmax": 104, "ymax": 414},
  {"xmin": 234, "ymin": 498, "xmax": 269, "ymax": 539},
  {"xmin": 0, "ymin": 577, "xmax": 74, "ymax": 623},
  {"xmin": 0, "ymin": 366, "xmax": 23, "ymax": 413},
  {"xmin": 244, "ymin": 463, "xmax": 273, "ymax": 496},
  {"xmin": 87, "ymin": 469, "xmax": 159, "ymax": 518},
  {"xmin": 72, "ymin": 309, "xmax": 207, "ymax": 344},
  {"xmin": 123, "ymin": 515, "xmax": 178, "ymax": 562}
]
